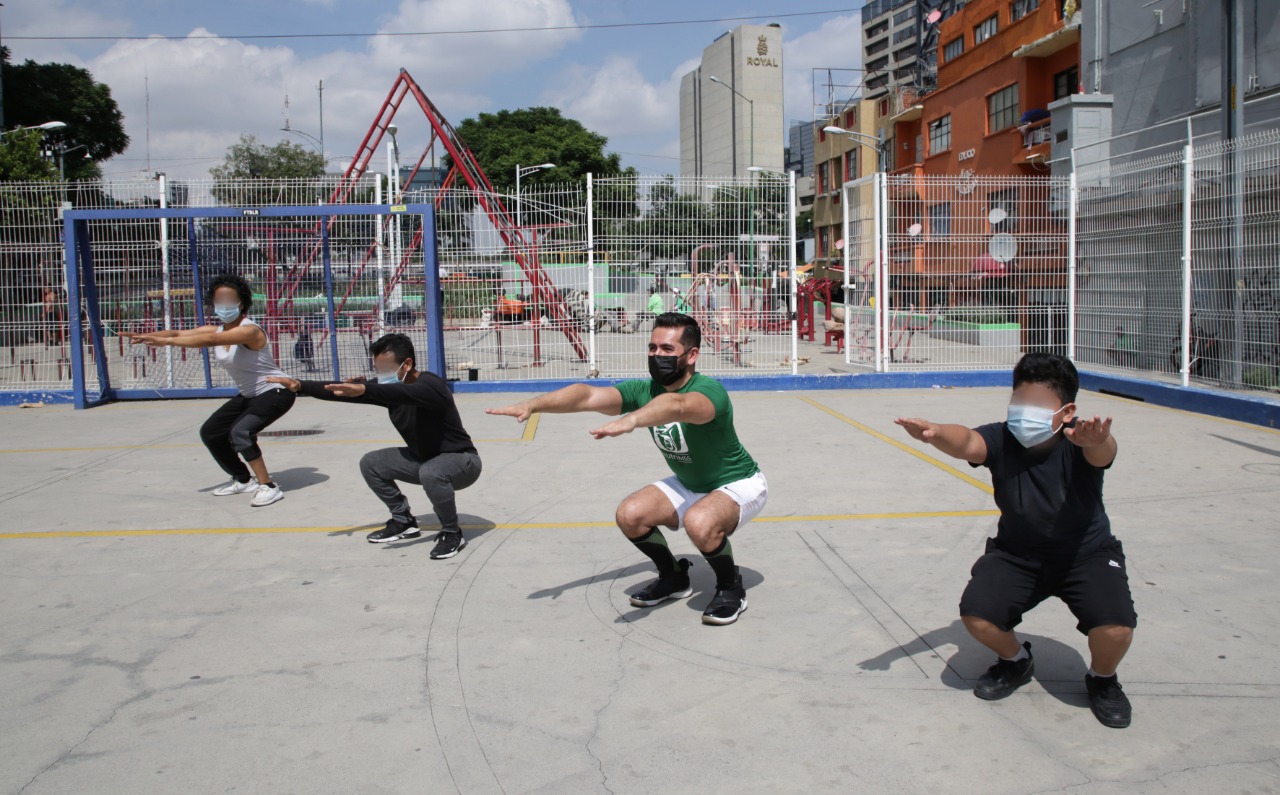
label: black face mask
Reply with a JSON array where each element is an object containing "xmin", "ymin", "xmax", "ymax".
[{"xmin": 648, "ymin": 353, "xmax": 688, "ymax": 386}]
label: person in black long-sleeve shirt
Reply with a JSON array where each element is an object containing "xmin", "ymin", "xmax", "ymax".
[{"xmin": 268, "ymin": 334, "xmax": 481, "ymax": 559}]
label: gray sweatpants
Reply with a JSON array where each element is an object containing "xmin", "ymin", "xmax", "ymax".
[{"xmin": 358, "ymin": 447, "xmax": 481, "ymax": 533}]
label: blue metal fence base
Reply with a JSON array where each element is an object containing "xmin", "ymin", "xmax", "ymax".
[{"xmin": 1079, "ymin": 371, "xmax": 1280, "ymax": 429}]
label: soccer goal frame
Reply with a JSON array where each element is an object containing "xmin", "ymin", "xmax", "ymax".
[{"xmin": 63, "ymin": 203, "xmax": 441, "ymax": 409}]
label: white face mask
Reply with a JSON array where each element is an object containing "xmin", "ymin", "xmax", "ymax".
[
  {"xmin": 1006, "ymin": 403, "xmax": 1066, "ymax": 448},
  {"xmin": 214, "ymin": 304, "xmax": 241, "ymax": 323},
  {"xmin": 375, "ymin": 361, "xmax": 408, "ymax": 385}
]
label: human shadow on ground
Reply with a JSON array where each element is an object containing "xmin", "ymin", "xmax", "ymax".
[{"xmin": 857, "ymin": 619, "xmax": 1092, "ymax": 707}]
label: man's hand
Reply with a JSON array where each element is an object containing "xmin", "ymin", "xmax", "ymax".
[
  {"xmin": 895, "ymin": 417, "xmax": 939, "ymax": 443},
  {"xmin": 324, "ymin": 382, "xmax": 366, "ymax": 398},
  {"xmin": 588, "ymin": 414, "xmax": 638, "ymax": 440},
  {"xmin": 265, "ymin": 376, "xmax": 301, "ymax": 393},
  {"xmin": 485, "ymin": 402, "xmax": 534, "ymax": 423},
  {"xmin": 1064, "ymin": 416, "xmax": 1113, "ymax": 448}
]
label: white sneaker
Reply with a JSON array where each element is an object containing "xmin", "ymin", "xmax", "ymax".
[
  {"xmin": 213, "ymin": 477, "xmax": 258, "ymax": 496},
  {"xmin": 250, "ymin": 482, "xmax": 284, "ymax": 507}
]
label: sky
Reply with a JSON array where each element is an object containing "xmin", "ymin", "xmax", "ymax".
[{"xmin": 2, "ymin": 0, "xmax": 866, "ymax": 182}]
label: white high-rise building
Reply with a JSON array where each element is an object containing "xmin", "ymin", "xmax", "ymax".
[{"xmin": 679, "ymin": 24, "xmax": 786, "ymax": 178}]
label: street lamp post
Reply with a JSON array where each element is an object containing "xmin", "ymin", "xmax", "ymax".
[
  {"xmin": 708, "ymin": 76, "xmax": 756, "ymax": 273},
  {"xmin": 0, "ymin": 120, "xmax": 67, "ymax": 138},
  {"xmin": 822, "ymin": 125, "xmax": 887, "ymax": 172},
  {"xmin": 514, "ymin": 163, "xmax": 555, "ymax": 230}
]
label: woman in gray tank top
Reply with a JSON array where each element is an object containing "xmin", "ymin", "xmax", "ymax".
[{"xmin": 121, "ymin": 273, "xmax": 295, "ymax": 507}]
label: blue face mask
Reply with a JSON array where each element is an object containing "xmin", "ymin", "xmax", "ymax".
[
  {"xmin": 375, "ymin": 362, "xmax": 407, "ymax": 385},
  {"xmin": 214, "ymin": 305, "xmax": 241, "ymax": 323},
  {"xmin": 1006, "ymin": 403, "xmax": 1066, "ymax": 448}
]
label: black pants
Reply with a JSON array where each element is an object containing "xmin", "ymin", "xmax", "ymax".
[
  {"xmin": 358, "ymin": 447, "xmax": 482, "ymax": 532},
  {"xmin": 200, "ymin": 389, "xmax": 296, "ymax": 481}
]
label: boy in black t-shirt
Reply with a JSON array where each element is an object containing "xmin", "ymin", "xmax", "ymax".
[{"xmin": 896, "ymin": 353, "xmax": 1137, "ymax": 728}]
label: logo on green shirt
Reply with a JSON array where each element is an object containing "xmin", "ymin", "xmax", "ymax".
[{"xmin": 652, "ymin": 422, "xmax": 689, "ymax": 454}]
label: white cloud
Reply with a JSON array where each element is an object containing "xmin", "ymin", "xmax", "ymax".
[
  {"xmin": 781, "ymin": 15, "xmax": 864, "ymax": 125},
  {"xmin": 73, "ymin": 0, "xmax": 583, "ymax": 181},
  {"xmin": 2, "ymin": 0, "xmax": 133, "ymax": 64}
]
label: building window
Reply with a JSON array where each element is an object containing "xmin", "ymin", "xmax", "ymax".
[
  {"xmin": 894, "ymin": 46, "xmax": 917, "ymax": 64},
  {"xmin": 928, "ymin": 114, "xmax": 952, "ymax": 155},
  {"xmin": 988, "ymin": 83, "xmax": 1020, "ymax": 132},
  {"xmin": 893, "ymin": 6, "xmax": 916, "ymax": 26},
  {"xmin": 818, "ymin": 227, "xmax": 830, "ymax": 259},
  {"xmin": 867, "ymin": 20, "xmax": 890, "ymax": 38},
  {"xmin": 974, "ymin": 14, "xmax": 998, "ymax": 45},
  {"xmin": 844, "ymin": 150, "xmax": 856, "ymax": 181},
  {"xmin": 944, "ymin": 37, "xmax": 964, "ymax": 61},
  {"xmin": 868, "ymin": 55, "xmax": 891, "ymax": 72},
  {"xmin": 1054, "ymin": 65, "xmax": 1079, "ymax": 100},
  {"xmin": 929, "ymin": 203, "xmax": 952, "ymax": 237},
  {"xmin": 1011, "ymin": 0, "xmax": 1039, "ymax": 22},
  {"xmin": 989, "ymin": 188, "xmax": 1018, "ymax": 231},
  {"xmin": 816, "ymin": 161, "xmax": 827, "ymax": 194},
  {"xmin": 868, "ymin": 38, "xmax": 890, "ymax": 55},
  {"xmin": 845, "ymin": 109, "xmax": 856, "ymax": 127},
  {"xmin": 879, "ymin": 98, "xmax": 890, "ymax": 117}
]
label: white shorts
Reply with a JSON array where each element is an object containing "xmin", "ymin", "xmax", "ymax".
[{"xmin": 652, "ymin": 471, "xmax": 769, "ymax": 534}]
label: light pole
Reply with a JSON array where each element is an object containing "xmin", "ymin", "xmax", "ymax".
[
  {"xmin": 52, "ymin": 143, "xmax": 89, "ymax": 181},
  {"xmin": 281, "ymin": 124, "xmax": 323, "ymax": 155},
  {"xmin": 822, "ymin": 125, "xmax": 887, "ymax": 172},
  {"xmin": 750, "ymin": 167, "xmax": 799, "ymax": 374},
  {"xmin": 515, "ymin": 163, "xmax": 555, "ymax": 230},
  {"xmin": 0, "ymin": 120, "xmax": 67, "ymax": 138},
  {"xmin": 708, "ymin": 76, "xmax": 755, "ymax": 272}
]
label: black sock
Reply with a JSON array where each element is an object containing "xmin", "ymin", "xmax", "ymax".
[
  {"xmin": 702, "ymin": 537, "xmax": 739, "ymax": 590},
  {"xmin": 631, "ymin": 528, "xmax": 678, "ymax": 576}
]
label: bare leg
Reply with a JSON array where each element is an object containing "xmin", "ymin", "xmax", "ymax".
[
  {"xmin": 245, "ymin": 456, "xmax": 271, "ymax": 485},
  {"xmin": 615, "ymin": 485, "xmax": 679, "ymax": 540},
  {"xmin": 682, "ymin": 491, "xmax": 741, "ymax": 554},
  {"xmin": 1087, "ymin": 625, "xmax": 1133, "ymax": 676},
  {"xmin": 962, "ymin": 615, "xmax": 1022, "ymax": 659}
]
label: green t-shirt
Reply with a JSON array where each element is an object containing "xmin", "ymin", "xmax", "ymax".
[
  {"xmin": 647, "ymin": 293, "xmax": 664, "ymax": 314},
  {"xmin": 614, "ymin": 372, "xmax": 760, "ymax": 493}
]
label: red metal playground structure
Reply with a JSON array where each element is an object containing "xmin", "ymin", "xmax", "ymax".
[{"xmin": 260, "ymin": 68, "xmax": 588, "ymax": 363}]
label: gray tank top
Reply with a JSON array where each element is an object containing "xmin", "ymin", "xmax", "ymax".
[{"xmin": 213, "ymin": 318, "xmax": 288, "ymax": 397}]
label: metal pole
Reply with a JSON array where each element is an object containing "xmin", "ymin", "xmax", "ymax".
[
  {"xmin": 317, "ymin": 79, "xmax": 324, "ymax": 160},
  {"xmin": 843, "ymin": 179, "xmax": 852, "ymax": 366},
  {"xmin": 1221, "ymin": 0, "xmax": 1245, "ymax": 386},
  {"xmin": 515, "ymin": 164, "xmax": 522, "ymax": 230},
  {"xmin": 747, "ymin": 99, "xmax": 755, "ymax": 276},
  {"xmin": 374, "ymin": 172, "xmax": 385, "ymax": 335},
  {"xmin": 586, "ymin": 172, "xmax": 597, "ymax": 375},
  {"xmin": 788, "ymin": 169, "xmax": 798, "ymax": 375},
  {"xmin": 321, "ymin": 217, "xmax": 341, "ymax": 380},
  {"xmin": 878, "ymin": 171, "xmax": 891, "ymax": 371},
  {"xmin": 1181, "ymin": 139, "xmax": 1194, "ymax": 387},
  {"xmin": 158, "ymin": 173, "xmax": 174, "ymax": 387},
  {"xmin": 1066, "ymin": 171, "xmax": 1077, "ymax": 362}
]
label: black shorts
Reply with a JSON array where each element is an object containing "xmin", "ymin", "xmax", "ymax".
[{"xmin": 959, "ymin": 537, "xmax": 1138, "ymax": 635}]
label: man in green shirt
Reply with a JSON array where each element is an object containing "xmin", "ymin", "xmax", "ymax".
[{"xmin": 487, "ymin": 312, "xmax": 767, "ymax": 625}]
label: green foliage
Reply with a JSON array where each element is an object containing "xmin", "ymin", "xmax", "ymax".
[
  {"xmin": 2, "ymin": 49, "xmax": 129, "ymax": 180},
  {"xmin": 0, "ymin": 131, "xmax": 59, "ymax": 181},
  {"xmin": 1242, "ymin": 365, "xmax": 1280, "ymax": 390},
  {"xmin": 449, "ymin": 107, "xmax": 627, "ymax": 191},
  {"xmin": 210, "ymin": 134, "xmax": 326, "ymax": 205}
]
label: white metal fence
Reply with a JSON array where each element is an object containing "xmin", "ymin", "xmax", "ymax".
[{"xmin": 1, "ymin": 140, "xmax": 1277, "ymax": 399}]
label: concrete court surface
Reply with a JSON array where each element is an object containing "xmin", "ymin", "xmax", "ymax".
[{"xmin": 0, "ymin": 386, "xmax": 1278, "ymax": 795}]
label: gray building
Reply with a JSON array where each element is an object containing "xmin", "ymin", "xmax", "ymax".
[
  {"xmin": 679, "ymin": 24, "xmax": 786, "ymax": 178},
  {"xmin": 786, "ymin": 119, "xmax": 819, "ymax": 177},
  {"xmin": 1071, "ymin": 0, "xmax": 1280, "ymax": 162}
]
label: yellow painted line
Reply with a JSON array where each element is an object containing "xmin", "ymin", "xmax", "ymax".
[
  {"xmin": 521, "ymin": 412, "xmax": 541, "ymax": 442},
  {"xmin": 0, "ymin": 436, "xmax": 533, "ymax": 454},
  {"xmin": 0, "ymin": 510, "xmax": 999, "ymax": 540},
  {"xmin": 798, "ymin": 396, "xmax": 994, "ymax": 495}
]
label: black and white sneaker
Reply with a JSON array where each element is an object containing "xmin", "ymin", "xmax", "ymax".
[
  {"xmin": 974, "ymin": 642, "xmax": 1035, "ymax": 700},
  {"xmin": 1085, "ymin": 673, "xmax": 1132, "ymax": 728},
  {"xmin": 366, "ymin": 517, "xmax": 421, "ymax": 544},
  {"xmin": 429, "ymin": 531, "xmax": 467, "ymax": 560},
  {"xmin": 629, "ymin": 559, "xmax": 693, "ymax": 607},
  {"xmin": 701, "ymin": 577, "xmax": 748, "ymax": 626}
]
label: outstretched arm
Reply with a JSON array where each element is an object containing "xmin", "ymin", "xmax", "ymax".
[
  {"xmin": 120, "ymin": 325, "xmax": 219, "ymax": 341},
  {"xmin": 588, "ymin": 392, "xmax": 716, "ymax": 439},
  {"xmin": 486, "ymin": 383, "xmax": 623, "ymax": 424},
  {"xmin": 895, "ymin": 417, "xmax": 988, "ymax": 464},
  {"xmin": 1064, "ymin": 415, "xmax": 1117, "ymax": 468},
  {"xmin": 123, "ymin": 324, "xmax": 264, "ymax": 350}
]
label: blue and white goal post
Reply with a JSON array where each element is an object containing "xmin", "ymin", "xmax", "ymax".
[{"xmin": 63, "ymin": 203, "xmax": 443, "ymax": 409}]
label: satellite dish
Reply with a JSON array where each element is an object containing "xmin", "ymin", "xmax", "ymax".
[
  {"xmin": 989, "ymin": 233, "xmax": 1018, "ymax": 263},
  {"xmin": 988, "ymin": 208, "xmax": 1008, "ymax": 225},
  {"xmin": 907, "ymin": 223, "xmax": 923, "ymax": 237},
  {"xmin": 835, "ymin": 238, "xmax": 845, "ymax": 250},
  {"xmin": 926, "ymin": 9, "xmax": 942, "ymax": 23}
]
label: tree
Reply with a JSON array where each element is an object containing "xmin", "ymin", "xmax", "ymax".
[
  {"xmin": 449, "ymin": 107, "xmax": 628, "ymax": 192},
  {"xmin": 209, "ymin": 134, "xmax": 326, "ymax": 206},
  {"xmin": 0, "ymin": 130, "xmax": 58, "ymax": 181},
  {"xmin": 1, "ymin": 47, "xmax": 129, "ymax": 180}
]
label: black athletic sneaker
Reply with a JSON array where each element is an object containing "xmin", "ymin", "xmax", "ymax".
[
  {"xmin": 974, "ymin": 642, "xmax": 1035, "ymax": 700},
  {"xmin": 429, "ymin": 531, "xmax": 467, "ymax": 560},
  {"xmin": 366, "ymin": 517, "xmax": 421, "ymax": 544},
  {"xmin": 629, "ymin": 559, "xmax": 693, "ymax": 607},
  {"xmin": 701, "ymin": 577, "xmax": 748, "ymax": 626},
  {"xmin": 1085, "ymin": 674, "xmax": 1132, "ymax": 728}
]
